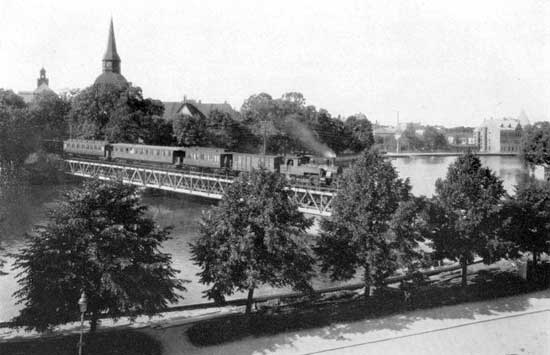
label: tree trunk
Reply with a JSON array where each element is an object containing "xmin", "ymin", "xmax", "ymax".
[
  {"xmin": 245, "ymin": 288, "xmax": 254, "ymax": 315},
  {"xmin": 461, "ymin": 256, "xmax": 468, "ymax": 288},
  {"xmin": 533, "ymin": 248, "xmax": 538, "ymax": 267},
  {"xmin": 364, "ymin": 266, "xmax": 371, "ymax": 300}
]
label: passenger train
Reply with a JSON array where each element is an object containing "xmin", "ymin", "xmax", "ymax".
[{"xmin": 63, "ymin": 139, "xmax": 341, "ymax": 185}]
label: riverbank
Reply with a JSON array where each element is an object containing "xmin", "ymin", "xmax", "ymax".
[{"xmin": 1, "ymin": 262, "xmax": 547, "ymax": 355}]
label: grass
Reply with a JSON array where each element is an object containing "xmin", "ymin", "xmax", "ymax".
[
  {"xmin": 187, "ymin": 268, "xmax": 549, "ymax": 346},
  {"xmin": 0, "ymin": 329, "xmax": 162, "ymax": 355}
]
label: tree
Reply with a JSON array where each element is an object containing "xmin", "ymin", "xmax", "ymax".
[
  {"xmin": 0, "ymin": 91, "xmax": 37, "ymax": 166},
  {"xmin": 429, "ymin": 152, "xmax": 505, "ymax": 288},
  {"xmin": 205, "ymin": 109, "xmax": 249, "ymax": 150},
  {"xmin": 67, "ymin": 83, "xmax": 124, "ymax": 139},
  {"xmin": 315, "ymin": 149, "xmax": 419, "ymax": 298},
  {"xmin": 315, "ymin": 110, "xmax": 348, "ymax": 154},
  {"xmin": 502, "ymin": 178, "xmax": 550, "ymax": 266},
  {"xmin": 521, "ymin": 122, "xmax": 550, "ymax": 168},
  {"xmin": 67, "ymin": 84, "xmax": 165, "ymax": 143},
  {"xmin": 422, "ymin": 126, "xmax": 448, "ymax": 151},
  {"xmin": 400, "ymin": 124, "xmax": 424, "ymax": 151},
  {"xmin": 191, "ymin": 169, "xmax": 314, "ymax": 314},
  {"xmin": 240, "ymin": 93, "xmax": 275, "ymax": 126},
  {"xmin": 345, "ymin": 114, "xmax": 375, "ymax": 152},
  {"xmin": 172, "ymin": 114, "xmax": 208, "ymax": 147},
  {"xmin": 12, "ymin": 180, "xmax": 185, "ymax": 332},
  {"xmin": 0, "ymin": 89, "xmax": 27, "ymax": 110},
  {"xmin": 29, "ymin": 91, "xmax": 71, "ymax": 141}
]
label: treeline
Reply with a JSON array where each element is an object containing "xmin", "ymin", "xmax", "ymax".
[
  {"xmin": 375, "ymin": 124, "xmax": 452, "ymax": 153},
  {"xmin": 2, "ymin": 83, "xmax": 375, "ymax": 157}
]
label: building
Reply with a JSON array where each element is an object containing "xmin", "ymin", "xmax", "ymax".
[
  {"xmin": 17, "ymin": 68, "xmax": 56, "ymax": 103},
  {"xmin": 162, "ymin": 97, "xmax": 238, "ymax": 121},
  {"xmin": 94, "ymin": 19, "xmax": 128, "ymax": 89},
  {"xmin": 475, "ymin": 116, "xmax": 529, "ymax": 153}
]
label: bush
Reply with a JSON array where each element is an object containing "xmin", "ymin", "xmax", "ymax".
[{"xmin": 0, "ymin": 330, "xmax": 162, "ymax": 355}]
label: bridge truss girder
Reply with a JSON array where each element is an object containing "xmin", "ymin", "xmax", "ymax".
[{"xmin": 64, "ymin": 159, "xmax": 335, "ymax": 216}]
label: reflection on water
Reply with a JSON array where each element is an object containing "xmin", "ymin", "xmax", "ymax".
[
  {"xmin": 0, "ymin": 156, "xmax": 535, "ymax": 321},
  {"xmin": 392, "ymin": 155, "xmax": 532, "ymax": 197}
]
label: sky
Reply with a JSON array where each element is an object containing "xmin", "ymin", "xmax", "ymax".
[{"xmin": 0, "ymin": 0, "xmax": 548, "ymax": 127}]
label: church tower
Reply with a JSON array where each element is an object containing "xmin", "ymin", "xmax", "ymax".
[
  {"xmin": 102, "ymin": 18, "xmax": 121, "ymax": 74},
  {"xmin": 37, "ymin": 67, "xmax": 49, "ymax": 87},
  {"xmin": 94, "ymin": 18, "xmax": 128, "ymax": 88}
]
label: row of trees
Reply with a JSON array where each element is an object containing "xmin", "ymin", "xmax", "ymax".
[
  {"xmin": 14, "ymin": 83, "xmax": 375, "ymax": 156},
  {"xmin": 9, "ymin": 149, "xmax": 550, "ymax": 332},
  {"xmin": 193, "ymin": 149, "xmax": 549, "ymax": 314}
]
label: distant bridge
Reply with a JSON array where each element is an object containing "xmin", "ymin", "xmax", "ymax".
[{"xmin": 64, "ymin": 159, "xmax": 336, "ymax": 217}]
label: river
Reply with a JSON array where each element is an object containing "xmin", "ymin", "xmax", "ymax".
[{"xmin": 0, "ymin": 155, "xmax": 536, "ymax": 322}]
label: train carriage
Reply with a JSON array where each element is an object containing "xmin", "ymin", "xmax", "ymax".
[
  {"xmin": 231, "ymin": 153, "xmax": 283, "ymax": 173},
  {"xmin": 63, "ymin": 139, "xmax": 110, "ymax": 159},
  {"xmin": 111, "ymin": 143, "xmax": 184, "ymax": 165},
  {"xmin": 183, "ymin": 147, "xmax": 232, "ymax": 169}
]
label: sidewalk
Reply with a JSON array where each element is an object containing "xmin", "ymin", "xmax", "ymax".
[{"xmin": 147, "ymin": 288, "xmax": 550, "ymax": 355}]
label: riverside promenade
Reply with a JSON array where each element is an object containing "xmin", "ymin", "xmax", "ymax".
[{"xmin": 150, "ymin": 288, "xmax": 549, "ymax": 355}]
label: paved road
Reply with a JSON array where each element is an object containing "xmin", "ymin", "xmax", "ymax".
[{"xmin": 149, "ymin": 289, "xmax": 550, "ymax": 355}]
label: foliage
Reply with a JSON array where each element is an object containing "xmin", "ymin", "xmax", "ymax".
[
  {"xmin": 240, "ymin": 92, "xmax": 276, "ymax": 126},
  {"xmin": 67, "ymin": 83, "xmax": 124, "ymax": 139},
  {"xmin": 429, "ymin": 152, "xmax": 505, "ymax": 287},
  {"xmin": 172, "ymin": 114, "xmax": 208, "ymax": 146},
  {"xmin": 422, "ymin": 126, "xmax": 448, "ymax": 151},
  {"xmin": 191, "ymin": 169, "xmax": 314, "ymax": 313},
  {"xmin": 521, "ymin": 122, "xmax": 550, "ymax": 167},
  {"xmin": 400, "ymin": 124, "xmax": 424, "ymax": 151},
  {"xmin": 315, "ymin": 149, "xmax": 420, "ymax": 297},
  {"xmin": 0, "ymin": 329, "xmax": 162, "ymax": 355},
  {"xmin": 240, "ymin": 92, "xmax": 370, "ymax": 154},
  {"xmin": 29, "ymin": 91, "xmax": 71, "ymax": 141},
  {"xmin": 205, "ymin": 109, "xmax": 253, "ymax": 151},
  {"xmin": 68, "ymin": 84, "xmax": 168, "ymax": 143},
  {"xmin": 501, "ymin": 178, "xmax": 550, "ymax": 265},
  {"xmin": 0, "ymin": 92, "xmax": 37, "ymax": 166},
  {"xmin": 12, "ymin": 180, "xmax": 185, "ymax": 332},
  {"xmin": 345, "ymin": 114, "xmax": 375, "ymax": 152}
]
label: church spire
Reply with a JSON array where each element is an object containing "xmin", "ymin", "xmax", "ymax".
[{"xmin": 102, "ymin": 18, "xmax": 121, "ymax": 74}]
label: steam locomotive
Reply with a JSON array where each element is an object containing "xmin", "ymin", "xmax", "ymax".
[{"xmin": 63, "ymin": 139, "xmax": 341, "ymax": 185}]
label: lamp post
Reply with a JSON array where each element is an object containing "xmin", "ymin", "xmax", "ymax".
[{"xmin": 77, "ymin": 291, "xmax": 87, "ymax": 355}]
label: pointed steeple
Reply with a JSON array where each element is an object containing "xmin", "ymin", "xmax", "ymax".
[{"xmin": 102, "ymin": 18, "xmax": 121, "ymax": 74}]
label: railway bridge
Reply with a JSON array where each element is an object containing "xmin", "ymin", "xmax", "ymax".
[{"xmin": 64, "ymin": 159, "xmax": 336, "ymax": 216}]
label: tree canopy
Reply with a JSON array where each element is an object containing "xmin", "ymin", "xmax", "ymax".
[
  {"xmin": 315, "ymin": 149, "xmax": 420, "ymax": 297},
  {"xmin": 29, "ymin": 91, "xmax": 71, "ymax": 141},
  {"xmin": 429, "ymin": 152, "xmax": 505, "ymax": 287},
  {"xmin": 191, "ymin": 169, "xmax": 314, "ymax": 313},
  {"xmin": 68, "ymin": 84, "xmax": 170, "ymax": 144},
  {"xmin": 0, "ymin": 90, "xmax": 37, "ymax": 166},
  {"xmin": 240, "ymin": 92, "xmax": 373, "ymax": 155},
  {"xmin": 521, "ymin": 122, "xmax": 550, "ymax": 167},
  {"xmin": 12, "ymin": 180, "xmax": 185, "ymax": 332},
  {"xmin": 501, "ymin": 178, "xmax": 550, "ymax": 266}
]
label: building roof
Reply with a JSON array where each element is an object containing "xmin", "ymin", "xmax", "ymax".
[
  {"xmin": 480, "ymin": 117, "xmax": 523, "ymax": 130},
  {"xmin": 161, "ymin": 100, "xmax": 237, "ymax": 121},
  {"xmin": 103, "ymin": 18, "xmax": 121, "ymax": 63},
  {"xmin": 94, "ymin": 71, "xmax": 128, "ymax": 89}
]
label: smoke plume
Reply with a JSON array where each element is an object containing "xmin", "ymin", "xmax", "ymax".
[{"xmin": 282, "ymin": 115, "xmax": 336, "ymax": 158}]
